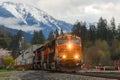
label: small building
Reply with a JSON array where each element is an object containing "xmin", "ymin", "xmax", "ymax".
[{"xmin": 15, "ymin": 45, "xmax": 41, "ymax": 69}]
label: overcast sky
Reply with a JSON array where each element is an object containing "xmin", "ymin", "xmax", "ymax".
[{"xmin": 0, "ymin": 0, "xmax": 120, "ymax": 25}]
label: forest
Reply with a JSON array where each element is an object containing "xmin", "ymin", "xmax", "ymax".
[
  {"xmin": 0, "ymin": 17, "xmax": 120, "ymax": 66},
  {"xmin": 72, "ymin": 17, "xmax": 120, "ymax": 66}
]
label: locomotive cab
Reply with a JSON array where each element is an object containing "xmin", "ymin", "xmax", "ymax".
[{"xmin": 56, "ymin": 35, "xmax": 82, "ymax": 69}]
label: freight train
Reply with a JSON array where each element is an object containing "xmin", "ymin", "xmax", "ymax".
[{"xmin": 15, "ymin": 35, "xmax": 83, "ymax": 71}]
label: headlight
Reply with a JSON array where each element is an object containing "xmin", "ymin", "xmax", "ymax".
[
  {"xmin": 74, "ymin": 55, "xmax": 79, "ymax": 59},
  {"xmin": 62, "ymin": 55, "xmax": 66, "ymax": 59}
]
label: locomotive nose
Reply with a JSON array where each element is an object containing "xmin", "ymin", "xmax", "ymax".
[
  {"xmin": 67, "ymin": 42, "xmax": 72, "ymax": 49},
  {"xmin": 62, "ymin": 55, "xmax": 66, "ymax": 59}
]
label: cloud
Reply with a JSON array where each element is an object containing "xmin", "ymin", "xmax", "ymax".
[
  {"xmin": 83, "ymin": 3, "xmax": 120, "ymax": 24},
  {"xmin": 0, "ymin": 17, "xmax": 42, "ymax": 32},
  {"xmin": 9, "ymin": 25, "xmax": 42, "ymax": 32},
  {"xmin": 0, "ymin": 17, "xmax": 20, "ymax": 25},
  {"xmin": 34, "ymin": 0, "xmax": 120, "ymax": 24},
  {"xmin": 0, "ymin": 0, "xmax": 120, "ymax": 24}
]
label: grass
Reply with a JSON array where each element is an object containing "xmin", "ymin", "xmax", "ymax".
[
  {"xmin": 0, "ymin": 68, "xmax": 16, "ymax": 72},
  {"xmin": 0, "ymin": 69, "xmax": 16, "ymax": 78},
  {"xmin": 0, "ymin": 69, "xmax": 9, "ymax": 77},
  {"xmin": 0, "ymin": 69, "xmax": 15, "ymax": 78},
  {"xmin": 0, "ymin": 73, "xmax": 10, "ymax": 77}
]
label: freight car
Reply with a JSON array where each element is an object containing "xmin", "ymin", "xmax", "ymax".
[{"xmin": 33, "ymin": 34, "xmax": 83, "ymax": 71}]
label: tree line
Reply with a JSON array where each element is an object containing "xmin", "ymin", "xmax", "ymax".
[
  {"xmin": 0, "ymin": 25, "xmax": 11, "ymax": 49},
  {"xmin": 0, "ymin": 17, "xmax": 120, "ymax": 66},
  {"xmin": 72, "ymin": 17, "xmax": 120, "ymax": 66},
  {"xmin": 31, "ymin": 17, "xmax": 120, "ymax": 66}
]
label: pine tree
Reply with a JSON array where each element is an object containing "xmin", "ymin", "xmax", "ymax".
[
  {"xmin": 105, "ymin": 17, "xmax": 117, "ymax": 45},
  {"xmin": 60, "ymin": 29, "xmax": 64, "ymax": 35},
  {"xmin": 47, "ymin": 31, "xmax": 55, "ymax": 41},
  {"xmin": 0, "ymin": 39, "xmax": 7, "ymax": 48},
  {"xmin": 31, "ymin": 30, "xmax": 45, "ymax": 44},
  {"xmin": 72, "ymin": 21, "xmax": 88, "ymax": 46},
  {"xmin": 88, "ymin": 24, "xmax": 96, "ymax": 43},
  {"xmin": 72, "ymin": 22, "xmax": 81, "ymax": 37},
  {"xmin": 31, "ymin": 31, "xmax": 39, "ymax": 44},
  {"xmin": 110, "ymin": 17, "xmax": 116, "ymax": 39},
  {"xmin": 54, "ymin": 29, "xmax": 59, "ymax": 38},
  {"xmin": 38, "ymin": 30, "xmax": 45, "ymax": 44},
  {"xmin": 9, "ymin": 30, "xmax": 25, "ymax": 58},
  {"xmin": 111, "ymin": 18, "xmax": 116, "ymax": 33},
  {"xmin": 0, "ymin": 25, "xmax": 11, "ymax": 48},
  {"xmin": 0, "ymin": 31, "xmax": 8, "ymax": 48},
  {"xmin": 97, "ymin": 17, "xmax": 108, "ymax": 40},
  {"xmin": 117, "ymin": 24, "xmax": 120, "ymax": 40}
]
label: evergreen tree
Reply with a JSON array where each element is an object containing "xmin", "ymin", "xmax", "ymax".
[
  {"xmin": 72, "ymin": 22, "xmax": 81, "ymax": 37},
  {"xmin": 9, "ymin": 30, "xmax": 24, "ymax": 58},
  {"xmin": 60, "ymin": 29, "xmax": 64, "ymax": 35},
  {"xmin": 117, "ymin": 24, "xmax": 120, "ymax": 40},
  {"xmin": 110, "ymin": 17, "xmax": 116, "ymax": 35},
  {"xmin": 110, "ymin": 17, "xmax": 116, "ymax": 39},
  {"xmin": 31, "ymin": 30, "xmax": 45, "ymax": 44},
  {"xmin": 88, "ymin": 24, "xmax": 96, "ymax": 43},
  {"xmin": 38, "ymin": 30, "xmax": 45, "ymax": 44},
  {"xmin": 54, "ymin": 29, "xmax": 59, "ymax": 38},
  {"xmin": 0, "ymin": 25, "xmax": 11, "ymax": 48},
  {"xmin": 31, "ymin": 31, "xmax": 39, "ymax": 44},
  {"xmin": 0, "ymin": 31, "xmax": 8, "ymax": 48},
  {"xmin": 47, "ymin": 31, "xmax": 55, "ymax": 41},
  {"xmin": 17, "ymin": 30, "xmax": 25, "ymax": 51},
  {"xmin": 105, "ymin": 17, "xmax": 117, "ymax": 45},
  {"xmin": 72, "ymin": 21, "xmax": 88, "ymax": 46},
  {"xmin": 97, "ymin": 17, "xmax": 108, "ymax": 40},
  {"xmin": 0, "ymin": 39, "xmax": 7, "ymax": 48}
]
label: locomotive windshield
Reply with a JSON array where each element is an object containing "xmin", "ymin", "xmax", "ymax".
[
  {"xmin": 57, "ymin": 39, "xmax": 80, "ymax": 45},
  {"xmin": 71, "ymin": 39, "xmax": 81, "ymax": 45},
  {"xmin": 58, "ymin": 39, "xmax": 67, "ymax": 45}
]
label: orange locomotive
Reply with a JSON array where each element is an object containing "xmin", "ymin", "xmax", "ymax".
[{"xmin": 33, "ymin": 34, "xmax": 82, "ymax": 71}]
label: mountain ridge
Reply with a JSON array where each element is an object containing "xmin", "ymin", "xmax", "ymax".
[{"xmin": 0, "ymin": 1, "xmax": 73, "ymax": 41}]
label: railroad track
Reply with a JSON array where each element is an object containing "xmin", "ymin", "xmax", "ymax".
[
  {"xmin": 20, "ymin": 70, "xmax": 120, "ymax": 80},
  {"xmin": 58, "ymin": 70, "xmax": 119, "ymax": 80},
  {"xmin": 77, "ymin": 72, "xmax": 120, "ymax": 79},
  {"xmin": 37, "ymin": 69, "xmax": 120, "ymax": 79}
]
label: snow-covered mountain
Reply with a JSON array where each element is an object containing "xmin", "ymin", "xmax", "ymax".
[{"xmin": 0, "ymin": 2, "xmax": 73, "ymax": 39}]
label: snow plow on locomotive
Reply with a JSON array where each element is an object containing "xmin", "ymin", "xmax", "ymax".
[{"xmin": 33, "ymin": 34, "xmax": 83, "ymax": 71}]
